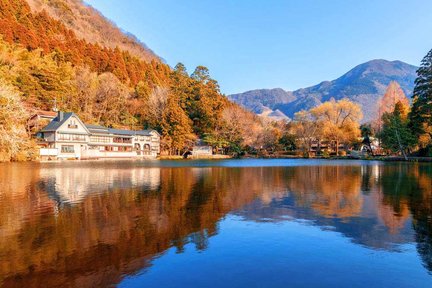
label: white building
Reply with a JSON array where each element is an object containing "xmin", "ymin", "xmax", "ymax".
[
  {"xmin": 191, "ymin": 139, "xmax": 213, "ymax": 158},
  {"xmin": 38, "ymin": 112, "xmax": 160, "ymax": 160}
]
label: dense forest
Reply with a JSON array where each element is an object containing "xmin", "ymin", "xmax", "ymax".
[{"xmin": 0, "ymin": 0, "xmax": 284, "ymax": 161}]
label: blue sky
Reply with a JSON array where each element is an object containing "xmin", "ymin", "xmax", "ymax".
[{"xmin": 86, "ymin": 0, "xmax": 432, "ymax": 95}]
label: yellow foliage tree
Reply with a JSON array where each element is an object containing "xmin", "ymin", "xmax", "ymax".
[
  {"xmin": 310, "ymin": 98, "xmax": 363, "ymax": 154},
  {"xmin": 0, "ymin": 80, "xmax": 35, "ymax": 161}
]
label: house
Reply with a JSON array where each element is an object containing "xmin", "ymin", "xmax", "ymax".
[
  {"xmin": 38, "ymin": 111, "xmax": 160, "ymax": 160},
  {"xmin": 191, "ymin": 139, "xmax": 213, "ymax": 158},
  {"xmin": 27, "ymin": 110, "xmax": 58, "ymax": 133}
]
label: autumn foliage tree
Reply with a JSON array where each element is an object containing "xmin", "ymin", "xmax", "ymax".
[
  {"xmin": 292, "ymin": 110, "xmax": 319, "ymax": 155},
  {"xmin": 377, "ymin": 81, "xmax": 410, "ymax": 128},
  {"xmin": 0, "ymin": 80, "xmax": 36, "ymax": 161},
  {"xmin": 310, "ymin": 99, "xmax": 363, "ymax": 154}
]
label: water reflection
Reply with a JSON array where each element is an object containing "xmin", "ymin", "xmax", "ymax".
[{"xmin": 0, "ymin": 161, "xmax": 431, "ymax": 287}]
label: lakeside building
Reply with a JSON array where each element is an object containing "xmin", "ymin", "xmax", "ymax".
[
  {"xmin": 37, "ymin": 111, "xmax": 160, "ymax": 160},
  {"xmin": 27, "ymin": 110, "xmax": 57, "ymax": 133},
  {"xmin": 191, "ymin": 139, "xmax": 213, "ymax": 158}
]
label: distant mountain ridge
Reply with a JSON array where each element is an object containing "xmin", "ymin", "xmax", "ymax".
[{"xmin": 229, "ymin": 60, "xmax": 418, "ymax": 122}]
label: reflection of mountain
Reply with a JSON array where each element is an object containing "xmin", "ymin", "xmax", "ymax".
[
  {"xmin": 236, "ymin": 165, "xmax": 414, "ymax": 250},
  {"xmin": 0, "ymin": 162, "xmax": 431, "ymax": 286}
]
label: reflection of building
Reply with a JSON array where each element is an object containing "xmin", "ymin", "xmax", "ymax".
[
  {"xmin": 38, "ymin": 112, "xmax": 160, "ymax": 160},
  {"xmin": 40, "ymin": 166, "xmax": 161, "ymax": 205}
]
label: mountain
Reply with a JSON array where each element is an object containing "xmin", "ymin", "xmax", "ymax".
[
  {"xmin": 26, "ymin": 0, "xmax": 159, "ymax": 62},
  {"xmin": 229, "ymin": 60, "xmax": 418, "ymax": 122}
]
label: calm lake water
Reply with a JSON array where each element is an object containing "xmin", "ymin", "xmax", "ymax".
[{"xmin": 0, "ymin": 159, "xmax": 431, "ymax": 288}]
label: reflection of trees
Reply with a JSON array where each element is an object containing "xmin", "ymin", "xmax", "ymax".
[
  {"xmin": 0, "ymin": 162, "xmax": 431, "ymax": 286},
  {"xmin": 0, "ymin": 165, "xmax": 285, "ymax": 287},
  {"xmin": 287, "ymin": 166, "xmax": 363, "ymax": 218},
  {"xmin": 406, "ymin": 165, "xmax": 432, "ymax": 273},
  {"xmin": 375, "ymin": 164, "xmax": 432, "ymax": 271}
]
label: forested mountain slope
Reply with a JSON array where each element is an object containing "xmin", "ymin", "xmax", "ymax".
[{"xmin": 26, "ymin": 0, "xmax": 159, "ymax": 62}]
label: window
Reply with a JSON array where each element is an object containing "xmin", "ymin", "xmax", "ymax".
[
  {"xmin": 113, "ymin": 137, "xmax": 132, "ymax": 143},
  {"xmin": 58, "ymin": 134, "xmax": 70, "ymax": 140},
  {"xmin": 61, "ymin": 145, "xmax": 74, "ymax": 153},
  {"xmin": 117, "ymin": 146, "xmax": 132, "ymax": 152},
  {"xmin": 58, "ymin": 133, "xmax": 86, "ymax": 141},
  {"xmin": 90, "ymin": 136, "xmax": 111, "ymax": 143},
  {"xmin": 72, "ymin": 134, "xmax": 86, "ymax": 141},
  {"xmin": 68, "ymin": 119, "xmax": 78, "ymax": 129}
]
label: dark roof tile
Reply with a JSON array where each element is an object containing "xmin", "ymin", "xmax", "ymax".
[{"xmin": 41, "ymin": 112, "xmax": 159, "ymax": 137}]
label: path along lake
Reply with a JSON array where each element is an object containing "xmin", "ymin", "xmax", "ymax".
[{"xmin": 0, "ymin": 159, "xmax": 431, "ymax": 287}]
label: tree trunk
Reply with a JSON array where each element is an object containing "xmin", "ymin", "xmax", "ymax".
[{"xmin": 395, "ymin": 129, "xmax": 408, "ymax": 161}]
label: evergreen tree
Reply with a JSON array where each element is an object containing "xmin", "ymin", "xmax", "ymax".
[
  {"xmin": 379, "ymin": 101, "xmax": 416, "ymax": 158},
  {"xmin": 409, "ymin": 48, "xmax": 432, "ymax": 145},
  {"xmin": 161, "ymin": 94, "xmax": 195, "ymax": 155}
]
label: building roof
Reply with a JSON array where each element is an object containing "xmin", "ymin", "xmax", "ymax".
[
  {"xmin": 41, "ymin": 112, "xmax": 160, "ymax": 137},
  {"xmin": 29, "ymin": 110, "xmax": 58, "ymax": 119},
  {"xmin": 107, "ymin": 128, "xmax": 157, "ymax": 136},
  {"xmin": 40, "ymin": 112, "xmax": 88, "ymax": 132},
  {"xmin": 86, "ymin": 124, "xmax": 109, "ymax": 134}
]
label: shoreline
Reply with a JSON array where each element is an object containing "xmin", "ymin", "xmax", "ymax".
[{"xmin": 2, "ymin": 155, "xmax": 432, "ymax": 163}]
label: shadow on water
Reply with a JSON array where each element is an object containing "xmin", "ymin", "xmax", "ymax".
[{"xmin": 0, "ymin": 160, "xmax": 430, "ymax": 287}]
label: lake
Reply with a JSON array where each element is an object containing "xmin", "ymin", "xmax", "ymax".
[{"xmin": 0, "ymin": 159, "xmax": 431, "ymax": 287}]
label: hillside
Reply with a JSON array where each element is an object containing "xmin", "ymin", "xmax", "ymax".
[
  {"xmin": 0, "ymin": 0, "xmax": 277, "ymax": 161},
  {"xmin": 26, "ymin": 0, "xmax": 159, "ymax": 62},
  {"xmin": 229, "ymin": 60, "xmax": 418, "ymax": 122}
]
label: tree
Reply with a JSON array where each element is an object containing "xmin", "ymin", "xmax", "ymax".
[
  {"xmin": 360, "ymin": 124, "xmax": 374, "ymax": 154},
  {"xmin": 377, "ymin": 81, "xmax": 409, "ymax": 127},
  {"xmin": 0, "ymin": 80, "xmax": 35, "ymax": 161},
  {"xmin": 174, "ymin": 62, "xmax": 188, "ymax": 77},
  {"xmin": 94, "ymin": 72, "xmax": 131, "ymax": 127},
  {"xmin": 279, "ymin": 133, "xmax": 296, "ymax": 151},
  {"xmin": 310, "ymin": 99, "xmax": 363, "ymax": 155},
  {"xmin": 145, "ymin": 86, "xmax": 169, "ymax": 129},
  {"xmin": 191, "ymin": 66, "xmax": 210, "ymax": 84},
  {"xmin": 160, "ymin": 93, "xmax": 195, "ymax": 155},
  {"xmin": 292, "ymin": 110, "xmax": 319, "ymax": 156},
  {"xmin": 69, "ymin": 66, "xmax": 98, "ymax": 122},
  {"xmin": 379, "ymin": 101, "xmax": 416, "ymax": 159},
  {"xmin": 409, "ymin": 48, "xmax": 432, "ymax": 147},
  {"xmin": 205, "ymin": 105, "xmax": 263, "ymax": 155},
  {"xmin": 188, "ymin": 66, "xmax": 225, "ymax": 136}
]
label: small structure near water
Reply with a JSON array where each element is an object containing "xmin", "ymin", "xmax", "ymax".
[{"xmin": 191, "ymin": 139, "xmax": 213, "ymax": 158}]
